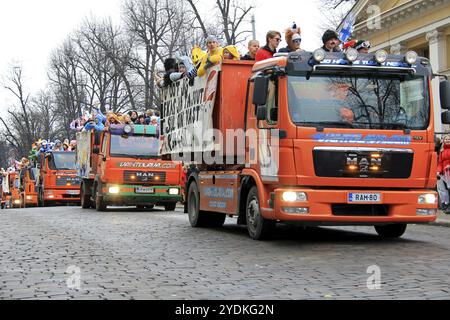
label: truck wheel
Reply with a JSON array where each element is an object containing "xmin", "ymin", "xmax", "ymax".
[
  {"xmin": 38, "ymin": 189, "xmax": 45, "ymax": 208},
  {"xmin": 95, "ymin": 184, "xmax": 107, "ymax": 212},
  {"xmin": 246, "ymin": 186, "xmax": 275, "ymax": 240},
  {"xmin": 81, "ymin": 185, "xmax": 92, "ymax": 209},
  {"xmin": 164, "ymin": 203, "xmax": 177, "ymax": 211},
  {"xmin": 187, "ymin": 181, "xmax": 209, "ymax": 227},
  {"xmin": 375, "ymin": 224, "xmax": 407, "ymax": 238}
]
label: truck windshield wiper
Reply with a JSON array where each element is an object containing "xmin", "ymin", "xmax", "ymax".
[
  {"xmin": 351, "ymin": 122, "xmax": 408, "ymax": 130},
  {"xmin": 111, "ymin": 154, "xmax": 159, "ymax": 159},
  {"xmin": 295, "ymin": 121, "xmax": 354, "ymax": 128}
]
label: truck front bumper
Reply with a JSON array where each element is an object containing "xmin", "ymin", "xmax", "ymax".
[
  {"xmin": 45, "ymin": 189, "xmax": 81, "ymax": 202},
  {"xmin": 102, "ymin": 185, "xmax": 182, "ymax": 206},
  {"xmin": 264, "ymin": 188, "xmax": 438, "ymax": 225}
]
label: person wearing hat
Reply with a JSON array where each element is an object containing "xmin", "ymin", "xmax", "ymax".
[
  {"xmin": 197, "ymin": 35, "xmax": 223, "ymax": 77},
  {"xmin": 53, "ymin": 140, "xmax": 63, "ymax": 152},
  {"xmin": 256, "ymin": 30, "xmax": 282, "ymax": 62},
  {"xmin": 222, "ymin": 45, "xmax": 240, "ymax": 60},
  {"xmin": 241, "ymin": 40, "xmax": 260, "ymax": 61},
  {"xmin": 321, "ymin": 29, "xmax": 341, "ymax": 52},
  {"xmin": 69, "ymin": 140, "xmax": 77, "ymax": 152},
  {"xmin": 62, "ymin": 139, "xmax": 70, "ymax": 152},
  {"xmin": 191, "ymin": 46, "xmax": 206, "ymax": 70},
  {"xmin": 354, "ymin": 40, "xmax": 371, "ymax": 54},
  {"xmin": 279, "ymin": 23, "xmax": 304, "ymax": 53}
]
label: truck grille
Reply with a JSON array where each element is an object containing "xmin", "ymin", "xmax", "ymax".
[
  {"xmin": 313, "ymin": 147, "xmax": 413, "ymax": 179},
  {"xmin": 56, "ymin": 177, "xmax": 81, "ymax": 187},
  {"xmin": 124, "ymin": 171, "xmax": 166, "ymax": 184},
  {"xmin": 332, "ymin": 204, "xmax": 389, "ymax": 217}
]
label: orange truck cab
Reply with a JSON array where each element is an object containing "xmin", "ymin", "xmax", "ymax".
[
  {"xmin": 19, "ymin": 167, "xmax": 39, "ymax": 207},
  {"xmin": 35, "ymin": 151, "xmax": 81, "ymax": 206},
  {"xmin": 161, "ymin": 50, "xmax": 450, "ymax": 240},
  {"xmin": 10, "ymin": 172, "xmax": 21, "ymax": 208},
  {"xmin": 76, "ymin": 124, "xmax": 183, "ymax": 211}
]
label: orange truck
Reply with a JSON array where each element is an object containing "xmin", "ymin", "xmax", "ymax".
[
  {"xmin": 35, "ymin": 151, "xmax": 81, "ymax": 206},
  {"xmin": 76, "ymin": 124, "xmax": 183, "ymax": 211},
  {"xmin": 19, "ymin": 167, "xmax": 39, "ymax": 207},
  {"xmin": 10, "ymin": 172, "xmax": 21, "ymax": 208},
  {"xmin": 1, "ymin": 171, "xmax": 18, "ymax": 209},
  {"xmin": 161, "ymin": 49, "xmax": 449, "ymax": 240}
]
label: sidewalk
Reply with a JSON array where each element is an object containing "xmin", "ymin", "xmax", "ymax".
[{"xmin": 431, "ymin": 212, "xmax": 450, "ymax": 227}]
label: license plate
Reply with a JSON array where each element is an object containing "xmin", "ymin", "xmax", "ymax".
[
  {"xmin": 67, "ymin": 190, "xmax": 80, "ymax": 195},
  {"xmin": 348, "ymin": 193, "xmax": 381, "ymax": 203},
  {"xmin": 135, "ymin": 187, "xmax": 155, "ymax": 194}
]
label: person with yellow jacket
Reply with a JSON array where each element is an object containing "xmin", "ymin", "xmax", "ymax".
[
  {"xmin": 197, "ymin": 35, "xmax": 223, "ymax": 77},
  {"xmin": 222, "ymin": 45, "xmax": 240, "ymax": 60}
]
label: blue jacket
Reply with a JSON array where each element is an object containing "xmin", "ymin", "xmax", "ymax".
[{"xmin": 84, "ymin": 114, "xmax": 105, "ymax": 131}]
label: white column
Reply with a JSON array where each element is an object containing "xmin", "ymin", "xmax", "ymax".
[{"xmin": 426, "ymin": 29, "xmax": 446, "ymax": 133}]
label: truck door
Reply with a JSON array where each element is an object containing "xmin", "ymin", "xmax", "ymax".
[{"xmin": 251, "ymin": 76, "xmax": 280, "ymax": 183}]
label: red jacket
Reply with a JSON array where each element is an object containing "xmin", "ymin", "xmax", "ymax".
[
  {"xmin": 437, "ymin": 144, "xmax": 450, "ymax": 174},
  {"xmin": 255, "ymin": 46, "xmax": 276, "ymax": 62}
]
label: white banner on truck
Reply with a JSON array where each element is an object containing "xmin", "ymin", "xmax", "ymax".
[
  {"xmin": 76, "ymin": 131, "xmax": 92, "ymax": 178},
  {"xmin": 160, "ymin": 66, "xmax": 220, "ymax": 155}
]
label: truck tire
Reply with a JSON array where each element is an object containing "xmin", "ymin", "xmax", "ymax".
[
  {"xmin": 187, "ymin": 181, "xmax": 210, "ymax": 227},
  {"xmin": 38, "ymin": 188, "xmax": 45, "ymax": 208},
  {"xmin": 164, "ymin": 203, "xmax": 177, "ymax": 211},
  {"xmin": 95, "ymin": 183, "xmax": 107, "ymax": 212},
  {"xmin": 81, "ymin": 184, "xmax": 92, "ymax": 209},
  {"xmin": 375, "ymin": 224, "xmax": 407, "ymax": 238},
  {"xmin": 246, "ymin": 186, "xmax": 275, "ymax": 240}
]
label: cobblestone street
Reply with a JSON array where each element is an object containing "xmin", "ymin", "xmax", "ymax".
[{"xmin": 1, "ymin": 206, "xmax": 449, "ymax": 300}]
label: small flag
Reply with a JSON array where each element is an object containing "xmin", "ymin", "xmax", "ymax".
[{"xmin": 339, "ymin": 13, "xmax": 355, "ymax": 43}]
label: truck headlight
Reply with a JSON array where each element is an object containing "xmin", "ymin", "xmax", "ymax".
[
  {"xmin": 109, "ymin": 186, "xmax": 120, "ymax": 194},
  {"xmin": 345, "ymin": 48, "xmax": 358, "ymax": 62},
  {"xmin": 418, "ymin": 194, "xmax": 437, "ymax": 204},
  {"xmin": 313, "ymin": 49, "xmax": 326, "ymax": 62},
  {"xmin": 375, "ymin": 50, "xmax": 388, "ymax": 64},
  {"xmin": 14, "ymin": 200, "xmax": 21, "ymax": 205},
  {"xmin": 404, "ymin": 51, "xmax": 418, "ymax": 64},
  {"xmin": 168, "ymin": 188, "xmax": 180, "ymax": 195},
  {"xmin": 282, "ymin": 192, "xmax": 308, "ymax": 202},
  {"xmin": 123, "ymin": 125, "xmax": 132, "ymax": 134}
]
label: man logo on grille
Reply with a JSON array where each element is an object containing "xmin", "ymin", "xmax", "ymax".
[{"xmin": 347, "ymin": 154, "xmax": 382, "ymax": 173}]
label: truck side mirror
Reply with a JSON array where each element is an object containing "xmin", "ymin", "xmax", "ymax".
[
  {"xmin": 256, "ymin": 106, "xmax": 267, "ymax": 121},
  {"xmin": 441, "ymin": 80, "xmax": 450, "ymax": 110},
  {"xmin": 93, "ymin": 147, "xmax": 100, "ymax": 154},
  {"xmin": 253, "ymin": 76, "xmax": 269, "ymax": 106},
  {"xmin": 442, "ymin": 111, "xmax": 450, "ymax": 124}
]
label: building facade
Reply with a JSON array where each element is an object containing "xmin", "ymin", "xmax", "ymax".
[{"xmin": 338, "ymin": 0, "xmax": 450, "ymax": 132}]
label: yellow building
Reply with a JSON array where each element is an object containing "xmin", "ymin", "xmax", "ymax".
[{"xmin": 338, "ymin": 0, "xmax": 450, "ymax": 132}]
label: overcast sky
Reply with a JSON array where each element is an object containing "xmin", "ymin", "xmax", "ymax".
[{"xmin": 0, "ymin": 0, "xmax": 324, "ymax": 115}]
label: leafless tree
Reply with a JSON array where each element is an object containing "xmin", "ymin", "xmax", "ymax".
[
  {"xmin": 122, "ymin": 0, "xmax": 195, "ymax": 110},
  {"xmin": 0, "ymin": 66, "xmax": 59, "ymax": 158},
  {"xmin": 0, "ymin": 65, "xmax": 35, "ymax": 156},
  {"xmin": 0, "ymin": 138, "xmax": 13, "ymax": 168},
  {"xmin": 186, "ymin": 0, "xmax": 254, "ymax": 46},
  {"xmin": 80, "ymin": 17, "xmax": 138, "ymax": 111},
  {"xmin": 317, "ymin": 0, "xmax": 357, "ymax": 32}
]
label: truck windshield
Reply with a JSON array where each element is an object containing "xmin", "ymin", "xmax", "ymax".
[
  {"xmin": 110, "ymin": 135, "xmax": 159, "ymax": 158},
  {"xmin": 49, "ymin": 153, "xmax": 76, "ymax": 170},
  {"xmin": 287, "ymin": 75, "xmax": 429, "ymax": 130}
]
